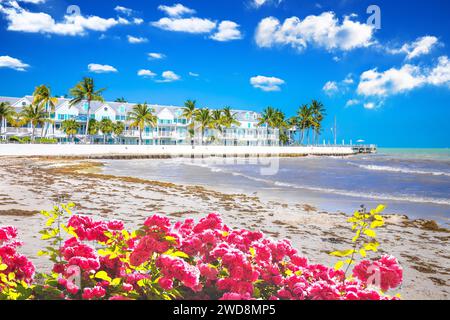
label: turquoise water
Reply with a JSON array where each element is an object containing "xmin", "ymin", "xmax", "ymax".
[
  {"xmin": 102, "ymin": 148, "xmax": 450, "ymax": 226},
  {"xmin": 378, "ymin": 148, "xmax": 450, "ymax": 161}
]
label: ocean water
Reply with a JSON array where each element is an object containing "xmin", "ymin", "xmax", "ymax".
[{"xmin": 101, "ymin": 148, "xmax": 450, "ymax": 225}]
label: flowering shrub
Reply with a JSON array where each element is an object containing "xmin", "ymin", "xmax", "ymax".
[
  {"xmin": 0, "ymin": 226, "xmax": 35, "ymax": 299},
  {"xmin": 0, "ymin": 203, "xmax": 403, "ymax": 300}
]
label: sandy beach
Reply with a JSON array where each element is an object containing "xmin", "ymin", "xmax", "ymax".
[{"xmin": 0, "ymin": 156, "xmax": 448, "ymax": 299}]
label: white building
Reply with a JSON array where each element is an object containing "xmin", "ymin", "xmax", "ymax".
[{"xmin": 0, "ymin": 96, "xmax": 279, "ymax": 146}]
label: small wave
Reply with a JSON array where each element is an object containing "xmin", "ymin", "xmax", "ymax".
[
  {"xmin": 348, "ymin": 163, "xmax": 450, "ymax": 177},
  {"xmin": 181, "ymin": 161, "xmax": 450, "ymax": 206},
  {"xmin": 218, "ymin": 168, "xmax": 450, "ymax": 206}
]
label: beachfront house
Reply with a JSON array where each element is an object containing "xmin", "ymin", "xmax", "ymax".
[{"xmin": 0, "ymin": 96, "xmax": 279, "ymax": 146}]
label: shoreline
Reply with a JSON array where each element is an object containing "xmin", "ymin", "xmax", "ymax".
[
  {"xmin": 0, "ymin": 156, "xmax": 448, "ymax": 299},
  {"xmin": 0, "ymin": 144, "xmax": 372, "ymax": 157}
]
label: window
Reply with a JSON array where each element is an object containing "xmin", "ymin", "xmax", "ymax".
[
  {"xmin": 248, "ymin": 123, "xmax": 251, "ymax": 128},
  {"xmin": 104, "ymin": 107, "xmax": 108, "ymax": 112}
]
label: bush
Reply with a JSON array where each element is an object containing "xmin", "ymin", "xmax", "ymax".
[
  {"xmin": 0, "ymin": 203, "xmax": 403, "ymax": 300},
  {"xmin": 35, "ymin": 137, "xmax": 58, "ymax": 144}
]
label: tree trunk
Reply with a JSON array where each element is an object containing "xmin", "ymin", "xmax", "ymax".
[
  {"xmin": 31, "ymin": 123, "xmax": 35, "ymax": 142},
  {"xmin": 84, "ymin": 101, "xmax": 91, "ymax": 144},
  {"xmin": 139, "ymin": 129, "xmax": 143, "ymax": 145},
  {"xmin": 103, "ymin": 134, "xmax": 106, "ymax": 144}
]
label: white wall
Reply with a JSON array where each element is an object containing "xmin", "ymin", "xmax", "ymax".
[{"xmin": 0, "ymin": 144, "xmax": 357, "ymax": 157}]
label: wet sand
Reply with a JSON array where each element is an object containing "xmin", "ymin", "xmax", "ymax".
[{"xmin": 0, "ymin": 156, "xmax": 448, "ymax": 299}]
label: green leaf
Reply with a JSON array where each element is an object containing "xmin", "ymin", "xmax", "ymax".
[
  {"xmin": 171, "ymin": 251, "xmax": 189, "ymax": 259},
  {"xmin": 370, "ymin": 220, "xmax": 384, "ymax": 229},
  {"xmin": 363, "ymin": 229, "xmax": 376, "ymax": 238},
  {"xmin": 37, "ymin": 250, "xmax": 48, "ymax": 257},
  {"xmin": 374, "ymin": 204, "xmax": 386, "ymax": 214},
  {"xmin": 334, "ymin": 261, "xmax": 344, "ymax": 270},
  {"xmin": 95, "ymin": 271, "xmax": 112, "ymax": 282},
  {"xmin": 329, "ymin": 249, "xmax": 355, "ymax": 257}
]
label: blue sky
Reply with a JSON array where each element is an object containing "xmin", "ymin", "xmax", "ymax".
[{"xmin": 0, "ymin": 0, "xmax": 449, "ymax": 147}]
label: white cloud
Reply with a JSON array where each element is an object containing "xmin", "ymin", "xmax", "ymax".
[
  {"xmin": 322, "ymin": 81, "xmax": 338, "ymax": 95},
  {"xmin": 18, "ymin": 0, "xmax": 45, "ymax": 3},
  {"xmin": 127, "ymin": 35, "xmax": 148, "ymax": 44},
  {"xmin": 357, "ymin": 56, "xmax": 450, "ymax": 97},
  {"xmin": 250, "ymin": 75, "xmax": 285, "ymax": 91},
  {"xmin": 0, "ymin": 55, "xmax": 29, "ymax": 71},
  {"xmin": 255, "ymin": 12, "xmax": 374, "ymax": 52},
  {"xmin": 148, "ymin": 52, "xmax": 165, "ymax": 60},
  {"xmin": 157, "ymin": 71, "xmax": 181, "ymax": 83},
  {"xmin": 189, "ymin": 72, "xmax": 199, "ymax": 77},
  {"xmin": 388, "ymin": 36, "xmax": 439, "ymax": 60},
  {"xmin": 357, "ymin": 65, "xmax": 425, "ymax": 97},
  {"xmin": 152, "ymin": 17, "xmax": 216, "ymax": 34},
  {"xmin": 114, "ymin": 6, "xmax": 132, "ymax": 16},
  {"xmin": 343, "ymin": 74, "xmax": 354, "ymax": 84},
  {"xmin": 210, "ymin": 20, "xmax": 242, "ymax": 41},
  {"xmin": 133, "ymin": 18, "xmax": 143, "ymax": 25},
  {"xmin": 137, "ymin": 69, "xmax": 156, "ymax": 77},
  {"xmin": 252, "ymin": 0, "xmax": 282, "ymax": 8},
  {"xmin": 0, "ymin": 1, "xmax": 135, "ymax": 36},
  {"xmin": 88, "ymin": 63, "xmax": 118, "ymax": 73},
  {"xmin": 427, "ymin": 55, "xmax": 450, "ymax": 86},
  {"xmin": 157, "ymin": 3, "xmax": 195, "ymax": 17},
  {"xmin": 323, "ymin": 74, "xmax": 354, "ymax": 95},
  {"xmin": 345, "ymin": 99, "xmax": 359, "ymax": 107},
  {"xmin": 363, "ymin": 102, "xmax": 376, "ymax": 109}
]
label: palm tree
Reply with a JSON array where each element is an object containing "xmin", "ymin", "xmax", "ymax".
[
  {"xmin": 87, "ymin": 119, "xmax": 99, "ymax": 143},
  {"xmin": 69, "ymin": 77, "xmax": 105, "ymax": 143},
  {"xmin": 0, "ymin": 102, "xmax": 14, "ymax": 136},
  {"xmin": 296, "ymin": 104, "xmax": 314, "ymax": 145},
  {"xmin": 114, "ymin": 97, "xmax": 127, "ymax": 103},
  {"xmin": 33, "ymin": 85, "xmax": 58, "ymax": 138},
  {"xmin": 113, "ymin": 121, "xmax": 125, "ymax": 144},
  {"xmin": 257, "ymin": 106, "xmax": 277, "ymax": 128},
  {"xmin": 20, "ymin": 104, "xmax": 49, "ymax": 142},
  {"xmin": 272, "ymin": 110, "xmax": 289, "ymax": 146},
  {"xmin": 195, "ymin": 108, "xmax": 212, "ymax": 145},
  {"xmin": 99, "ymin": 118, "xmax": 114, "ymax": 144},
  {"xmin": 310, "ymin": 100, "xmax": 326, "ymax": 144},
  {"xmin": 211, "ymin": 110, "xmax": 224, "ymax": 132},
  {"xmin": 222, "ymin": 107, "xmax": 241, "ymax": 128},
  {"xmin": 61, "ymin": 119, "xmax": 80, "ymax": 143},
  {"xmin": 182, "ymin": 100, "xmax": 196, "ymax": 141},
  {"xmin": 127, "ymin": 103, "xmax": 157, "ymax": 145},
  {"xmin": 8, "ymin": 111, "xmax": 24, "ymax": 135}
]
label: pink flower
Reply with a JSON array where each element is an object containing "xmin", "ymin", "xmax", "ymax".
[
  {"xmin": 144, "ymin": 215, "xmax": 171, "ymax": 233},
  {"xmin": 82, "ymin": 286, "xmax": 106, "ymax": 300},
  {"xmin": 353, "ymin": 255, "xmax": 403, "ymax": 292},
  {"xmin": 307, "ymin": 281, "xmax": 341, "ymax": 300},
  {"xmin": 220, "ymin": 292, "xmax": 253, "ymax": 300},
  {"xmin": 107, "ymin": 220, "xmax": 124, "ymax": 231},
  {"xmin": 0, "ymin": 226, "xmax": 18, "ymax": 242},
  {"xmin": 158, "ymin": 277, "xmax": 174, "ymax": 290}
]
